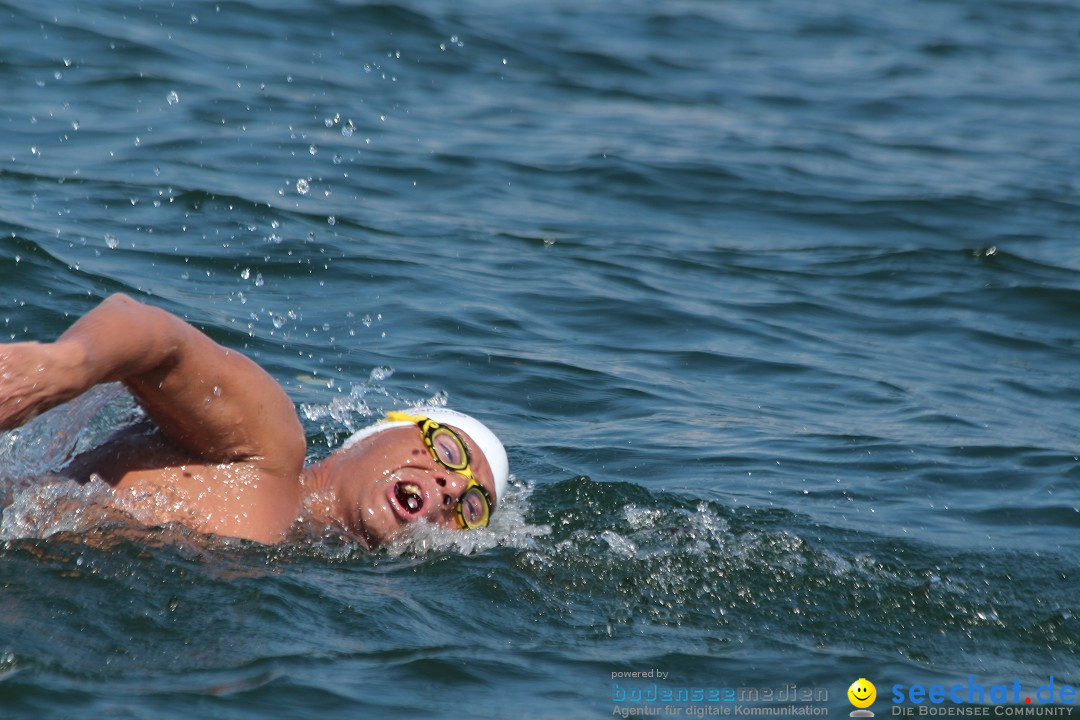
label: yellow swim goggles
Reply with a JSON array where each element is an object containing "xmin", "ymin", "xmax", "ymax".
[{"xmin": 385, "ymin": 411, "xmax": 493, "ymax": 529}]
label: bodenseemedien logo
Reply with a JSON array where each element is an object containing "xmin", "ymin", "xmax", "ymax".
[{"xmin": 849, "ymin": 678, "xmax": 877, "ymax": 717}]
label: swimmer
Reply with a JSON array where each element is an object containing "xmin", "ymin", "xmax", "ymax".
[{"xmin": 0, "ymin": 293, "xmax": 508, "ymax": 547}]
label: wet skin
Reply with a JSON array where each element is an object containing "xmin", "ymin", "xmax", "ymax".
[{"xmin": 0, "ymin": 294, "xmax": 496, "ymax": 546}]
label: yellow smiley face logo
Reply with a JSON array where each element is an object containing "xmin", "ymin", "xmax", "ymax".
[{"xmin": 848, "ymin": 678, "xmax": 876, "ymax": 709}]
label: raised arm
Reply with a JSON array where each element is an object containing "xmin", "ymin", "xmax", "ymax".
[{"xmin": 0, "ymin": 294, "xmax": 305, "ymax": 478}]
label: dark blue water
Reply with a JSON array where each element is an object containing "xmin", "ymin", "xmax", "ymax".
[{"xmin": 2, "ymin": 1, "xmax": 1079, "ymax": 718}]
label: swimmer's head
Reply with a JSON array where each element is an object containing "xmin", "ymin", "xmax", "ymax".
[
  {"xmin": 316, "ymin": 407, "xmax": 508, "ymax": 547},
  {"xmin": 343, "ymin": 407, "xmax": 509, "ymax": 505}
]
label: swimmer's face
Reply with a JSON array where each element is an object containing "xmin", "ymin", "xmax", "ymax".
[
  {"xmin": 847, "ymin": 679, "xmax": 876, "ymax": 709},
  {"xmin": 327, "ymin": 424, "xmax": 498, "ymax": 548}
]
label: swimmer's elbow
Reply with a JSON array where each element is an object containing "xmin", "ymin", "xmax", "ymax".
[
  {"xmin": 103, "ymin": 291, "xmax": 135, "ymax": 305},
  {"xmin": 99, "ymin": 292, "xmax": 141, "ymax": 315}
]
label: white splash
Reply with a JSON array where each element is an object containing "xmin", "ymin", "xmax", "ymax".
[
  {"xmin": 383, "ymin": 477, "xmax": 549, "ymax": 557},
  {"xmin": 0, "ymin": 476, "xmax": 115, "ymax": 540}
]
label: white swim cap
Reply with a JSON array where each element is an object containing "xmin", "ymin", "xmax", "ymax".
[{"xmin": 342, "ymin": 407, "xmax": 509, "ymax": 505}]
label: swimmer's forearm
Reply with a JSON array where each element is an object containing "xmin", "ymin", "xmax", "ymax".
[
  {"xmin": 0, "ymin": 339, "xmax": 86, "ymax": 430},
  {"xmin": 0, "ymin": 294, "xmax": 184, "ymax": 431},
  {"xmin": 2, "ymin": 293, "xmax": 304, "ymax": 475},
  {"xmin": 55, "ymin": 293, "xmax": 186, "ymax": 388}
]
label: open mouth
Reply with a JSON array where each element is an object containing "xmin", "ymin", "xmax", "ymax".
[{"xmin": 394, "ymin": 481, "xmax": 424, "ymax": 515}]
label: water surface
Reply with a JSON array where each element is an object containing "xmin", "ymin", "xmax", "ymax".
[{"xmin": 1, "ymin": 0, "xmax": 1079, "ymax": 717}]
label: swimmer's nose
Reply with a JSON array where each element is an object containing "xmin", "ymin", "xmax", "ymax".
[{"xmin": 430, "ymin": 472, "xmax": 469, "ymax": 523}]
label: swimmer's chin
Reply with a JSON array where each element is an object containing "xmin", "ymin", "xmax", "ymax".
[
  {"xmin": 332, "ymin": 510, "xmax": 412, "ymax": 551},
  {"xmin": 293, "ymin": 484, "xmax": 429, "ymax": 551},
  {"xmin": 352, "ymin": 516, "xmax": 457, "ymax": 554}
]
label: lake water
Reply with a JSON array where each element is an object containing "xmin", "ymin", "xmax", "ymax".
[{"xmin": 1, "ymin": 0, "xmax": 1079, "ymax": 718}]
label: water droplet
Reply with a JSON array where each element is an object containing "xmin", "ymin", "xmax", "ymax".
[
  {"xmin": 240, "ymin": 268, "xmax": 250, "ymax": 280},
  {"xmin": 72, "ymin": 120, "xmax": 80, "ymax": 131},
  {"xmin": 327, "ymin": 216, "xmax": 336, "ymax": 226},
  {"xmin": 254, "ymin": 273, "xmax": 264, "ymax": 287},
  {"xmin": 369, "ymin": 366, "xmax": 393, "ymax": 381},
  {"xmin": 167, "ymin": 90, "xmax": 179, "ymax": 105},
  {"xmin": 104, "ymin": 234, "xmax": 119, "ymax": 250},
  {"xmin": 308, "ymin": 145, "xmax": 317, "ymax": 156},
  {"xmin": 296, "ymin": 178, "xmax": 310, "ymax": 195}
]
